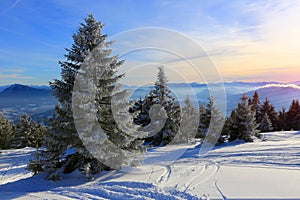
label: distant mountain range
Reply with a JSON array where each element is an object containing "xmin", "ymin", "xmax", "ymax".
[
  {"xmin": 0, "ymin": 81, "xmax": 300, "ymax": 121},
  {"xmin": 125, "ymin": 81, "xmax": 300, "ymax": 114},
  {"xmin": 0, "ymin": 84, "xmax": 51, "ymax": 93},
  {"xmin": 0, "ymin": 84, "xmax": 55, "ymax": 107},
  {"xmin": 0, "ymin": 84, "xmax": 56, "ymax": 122}
]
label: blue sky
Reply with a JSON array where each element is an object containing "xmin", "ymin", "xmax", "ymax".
[{"xmin": 0, "ymin": 0, "xmax": 300, "ymax": 85}]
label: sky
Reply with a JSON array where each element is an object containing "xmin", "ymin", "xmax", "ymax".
[{"xmin": 0, "ymin": 0, "xmax": 300, "ymax": 85}]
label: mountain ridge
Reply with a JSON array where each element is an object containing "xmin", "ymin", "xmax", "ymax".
[{"xmin": 0, "ymin": 82, "xmax": 299, "ymax": 120}]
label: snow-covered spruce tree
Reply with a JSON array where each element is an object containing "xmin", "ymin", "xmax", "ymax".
[
  {"xmin": 203, "ymin": 98, "xmax": 225, "ymax": 146},
  {"xmin": 197, "ymin": 104, "xmax": 207, "ymax": 138},
  {"xmin": 42, "ymin": 14, "xmax": 145, "ymax": 180},
  {"xmin": 73, "ymin": 66, "xmax": 147, "ymax": 171},
  {"xmin": 228, "ymin": 94, "xmax": 260, "ymax": 142},
  {"xmin": 222, "ymin": 109, "xmax": 238, "ymax": 138},
  {"xmin": 94, "ymin": 71, "xmax": 147, "ymax": 167},
  {"xmin": 12, "ymin": 114, "xmax": 32, "ymax": 148},
  {"xmin": 30, "ymin": 121, "xmax": 47, "ymax": 148},
  {"xmin": 0, "ymin": 113, "xmax": 15, "ymax": 150},
  {"xmin": 248, "ymin": 91, "xmax": 261, "ymax": 122},
  {"xmin": 149, "ymin": 67, "xmax": 180, "ymax": 146},
  {"xmin": 174, "ymin": 95, "xmax": 198, "ymax": 143},
  {"xmin": 27, "ymin": 122, "xmax": 48, "ymax": 175},
  {"xmin": 286, "ymin": 99, "xmax": 300, "ymax": 130},
  {"xmin": 41, "ymin": 14, "xmax": 116, "ymax": 180},
  {"xmin": 12, "ymin": 114, "xmax": 47, "ymax": 149},
  {"xmin": 259, "ymin": 98, "xmax": 278, "ymax": 131},
  {"xmin": 260, "ymin": 113, "xmax": 273, "ymax": 132},
  {"xmin": 278, "ymin": 107, "xmax": 287, "ymax": 131},
  {"xmin": 221, "ymin": 116, "xmax": 231, "ymax": 138},
  {"xmin": 132, "ymin": 67, "xmax": 180, "ymax": 146}
]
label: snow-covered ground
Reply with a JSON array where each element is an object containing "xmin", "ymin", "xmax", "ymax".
[{"xmin": 1, "ymin": 131, "xmax": 300, "ymax": 199}]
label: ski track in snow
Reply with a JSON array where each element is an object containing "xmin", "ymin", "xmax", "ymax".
[
  {"xmin": 214, "ymin": 181, "xmax": 227, "ymax": 200},
  {"xmin": 1, "ymin": 131, "xmax": 300, "ymax": 199}
]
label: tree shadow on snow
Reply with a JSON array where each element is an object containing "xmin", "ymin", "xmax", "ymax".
[{"xmin": 0, "ymin": 172, "xmax": 87, "ymax": 199}]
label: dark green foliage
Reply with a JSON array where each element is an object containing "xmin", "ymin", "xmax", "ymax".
[
  {"xmin": 195, "ymin": 98, "xmax": 225, "ymax": 145},
  {"xmin": 197, "ymin": 104, "xmax": 207, "ymax": 138},
  {"xmin": 205, "ymin": 98, "xmax": 225, "ymax": 146},
  {"xmin": 228, "ymin": 94, "xmax": 260, "ymax": 142},
  {"xmin": 131, "ymin": 67, "xmax": 181, "ymax": 146},
  {"xmin": 221, "ymin": 116, "xmax": 231, "ymax": 137},
  {"xmin": 0, "ymin": 113, "xmax": 15, "ymax": 150},
  {"xmin": 130, "ymin": 97, "xmax": 151, "ymax": 127},
  {"xmin": 259, "ymin": 98, "xmax": 278, "ymax": 131},
  {"xmin": 31, "ymin": 122, "xmax": 48, "ymax": 148},
  {"xmin": 41, "ymin": 14, "xmax": 110, "ymax": 180},
  {"xmin": 260, "ymin": 113, "xmax": 273, "ymax": 132},
  {"xmin": 27, "ymin": 148, "xmax": 43, "ymax": 175},
  {"xmin": 12, "ymin": 115, "xmax": 47, "ymax": 149},
  {"xmin": 44, "ymin": 14, "xmax": 106, "ymax": 179},
  {"xmin": 39, "ymin": 14, "xmax": 143, "ymax": 180},
  {"xmin": 150, "ymin": 67, "xmax": 181, "ymax": 146},
  {"xmin": 0, "ymin": 113, "xmax": 46, "ymax": 151},
  {"xmin": 278, "ymin": 108, "xmax": 287, "ymax": 131},
  {"xmin": 13, "ymin": 114, "xmax": 32, "ymax": 148},
  {"xmin": 286, "ymin": 99, "xmax": 300, "ymax": 130},
  {"xmin": 27, "ymin": 121, "xmax": 48, "ymax": 175},
  {"xmin": 248, "ymin": 91, "xmax": 261, "ymax": 122},
  {"xmin": 174, "ymin": 96, "xmax": 198, "ymax": 143}
]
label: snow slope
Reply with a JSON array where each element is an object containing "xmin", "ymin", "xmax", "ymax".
[{"xmin": 1, "ymin": 131, "xmax": 300, "ymax": 199}]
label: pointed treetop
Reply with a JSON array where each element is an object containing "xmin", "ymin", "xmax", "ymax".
[
  {"xmin": 155, "ymin": 66, "xmax": 168, "ymax": 87},
  {"xmin": 240, "ymin": 94, "xmax": 250, "ymax": 105}
]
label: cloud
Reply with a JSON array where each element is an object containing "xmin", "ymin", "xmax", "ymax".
[
  {"xmin": 0, "ymin": 67, "xmax": 32, "ymax": 83},
  {"xmin": 1, "ymin": 0, "xmax": 299, "ymax": 85},
  {"xmin": 0, "ymin": 73, "xmax": 32, "ymax": 79},
  {"xmin": 0, "ymin": 68, "xmax": 27, "ymax": 73},
  {"xmin": 181, "ymin": 1, "xmax": 300, "ymax": 82},
  {"xmin": 110, "ymin": 28, "xmax": 222, "ymax": 85},
  {"xmin": 261, "ymin": 83, "xmax": 300, "ymax": 90}
]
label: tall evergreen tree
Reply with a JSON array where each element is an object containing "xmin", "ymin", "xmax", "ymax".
[
  {"xmin": 222, "ymin": 109, "xmax": 238, "ymax": 138},
  {"xmin": 0, "ymin": 113, "xmax": 15, "ymax": 150},
  {"xmin": 174, "ymin": 96, "xmax": 198, "ymax": 143},
  {"xmin": 197, "ymin": 104, "xmax": 207, "ymax": 138},
  {"xmin": 30, "ymin": 122, "xmax": 48, "ymax": 148},
  {"xmin": 150, "ymin": 67, "xmax": 181, "ymax": 146},
  {"xmin": 221, "ymin": 116, "xmax": 231, "ymax": 138},
  {"xmin": 204, "ymin": 98, "xmax": 225, "ymax": 146},
  {"xmin": 259, "ymin": 98, "xmax": 278, "ymax": 131},
  {"xmin": 248, "ymin": 91, "xmax": 261, "ymax": 122},
  {"xmin": 41, "ymin": 14, "xmax": 133, "ymax": 180},
  {"xmin": 131, "ymin": 67, "xmax": 180, "ymax": 146},
  {"xmin": 278, "ymin": 107, "xmax": 287, "ymax": 131},
  {"xmin": 13, "ymin": 114, "xmax": 32, "ymax": 148},
  {"xmin": 27, "ymin": 122, "xmax": 48, "ymax": 175},
  {"xmin": 260, "ymin": 113, "xmax": 273, "ymax": 132},
  {"xmin": 286, "ymin": 99, "xmax": 300, "ymax": 130},
  {"xmin": 228, "ymin": 94, "xmax": 260, "ymax": 142},
  {"xmin": 11, "ymin": 114, "xmax": 46, "ymax": 149}
]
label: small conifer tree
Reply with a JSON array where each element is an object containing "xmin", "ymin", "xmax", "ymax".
[
  {"xmin": 0, "ymin": 113, "xmax": 15, "ymax": 150},
  {"xmin": 228, "ymin": 94, "xmax": 260, "ymax": 142}
]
